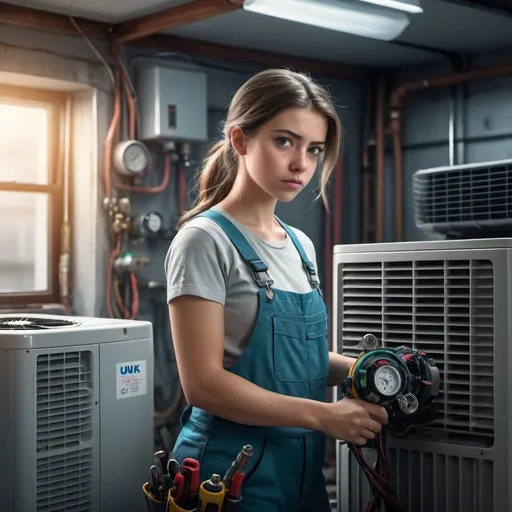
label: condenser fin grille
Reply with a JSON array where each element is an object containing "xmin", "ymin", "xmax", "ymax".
[
  {"xmin": 414, "ymin": 162, "xmax": 512, "ymax": 231},
  {"xmin": 36, "ymin": 351, "xmax": 94, "ymax": 511},
  {"xmin": 36, "ymin": 449, "xmax": 93, "ymax": 512},
  {"xmin": 340, "ymin": 259, "xmax": 494, "ymax": 443},
  {"xmin": 343, "ymin": 446, "xmax": 494, "ymax": 512}
]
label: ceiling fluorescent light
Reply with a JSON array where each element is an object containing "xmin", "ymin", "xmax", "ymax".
[
  {"xmin": 243, "ymin": 0, "xmax": 411, "ymax": 41},
  {"xmin": 357, "ymin": 0, "xmax": 423, "ymax": 14}
]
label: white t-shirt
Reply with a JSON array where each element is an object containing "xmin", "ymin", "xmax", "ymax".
[{"xmin": 164, "ymin": 206, "xmax": 321, "ymax": 368}]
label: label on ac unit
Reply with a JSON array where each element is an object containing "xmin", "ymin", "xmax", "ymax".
[{"xmin": 116, "ymin": 360, "xmax": 147, "ymax": 400}]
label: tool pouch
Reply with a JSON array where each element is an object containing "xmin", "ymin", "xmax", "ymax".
[
  {"xmin": 167, "ymin": 488, "xmax": 197, "ymax": 512},
  {"xmin": 142, "ymin": 482, "xmax": 167, "ymax": 512}
]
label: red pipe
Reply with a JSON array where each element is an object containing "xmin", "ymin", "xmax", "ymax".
[
  {"xmin": 178, "ymin": 163, "xmax": 188, "ymax": 215},
  {"xmin": 376, "ymin": 78, "xmax": 385, "ymax": 242},
  {"xmin": 115, "ymin": 152, "xmax": 172, "ymax": 194},
  {"xmin": 332, "ymin": 155, "xmax": 344, "ymax": 246}
]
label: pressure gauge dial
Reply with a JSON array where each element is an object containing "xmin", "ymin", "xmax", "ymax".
[
  {"xmin": 113, "ymin": 140, "xmax": 151, "ymax": 176},
  {"xmin": 146, "ymin": 212, "xmax": 162, "ymax": 233},
  {"xmin": 132, "ymin": 212, "xmax": 163, "ymax": 239},
  {"xmin": 373, "ymin": 365, "xmax": 402, "ymax": 397}
]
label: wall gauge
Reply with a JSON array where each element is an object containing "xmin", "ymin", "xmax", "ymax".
[
  {"xmin": 132, "ymin": 212, "xmax": 163, "ymax": 239},
  {"xmin": 113, "ymin": 140, "xmax": 151, "ymax": 176}
]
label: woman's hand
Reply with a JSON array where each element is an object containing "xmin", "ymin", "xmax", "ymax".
[{"xmin": 321, "ymin": 398, "xmax": 388, "ymax": 445}]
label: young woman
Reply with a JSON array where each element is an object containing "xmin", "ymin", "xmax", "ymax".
[{"xmin": 165, "ymin": 68, "xmax": 387, "ymax": 511}]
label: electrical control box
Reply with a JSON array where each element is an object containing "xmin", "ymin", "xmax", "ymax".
[{"xmin": 138, "ymin": 66, "xmax": 208, "ymax": 142}]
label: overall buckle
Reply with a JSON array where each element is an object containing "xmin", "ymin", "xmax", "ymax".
[
  {"xmin": 248, "ymin": 259, "xmax": 274, "ymax": 288},
  {"xmin": 304, "ymin": 261, "xmax": 320, "ymax": 289}
]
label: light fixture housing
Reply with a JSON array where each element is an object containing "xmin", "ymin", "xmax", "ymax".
[
  {"xmin": 357, "ymin": 0, "xmax": 423, "ymax": 14},
  {"xmin": 243, "ymin": 0, "xmax": 412, "ymax": 41}
]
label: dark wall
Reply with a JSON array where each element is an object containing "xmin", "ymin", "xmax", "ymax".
[{"xmin": 383, "ymin": 48, "xmax": 512, "ymax": 242}]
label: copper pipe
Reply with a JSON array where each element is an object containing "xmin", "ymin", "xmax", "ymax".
[
  {"xmin": 389, "ymin": 63, "xmax": 512, "ymax": 111},
  {"xmin": 388, "ymin": 62, "xmax": 512, "ymax": 242},
  {"xmin": 122, "ymin": 72, "xmax": 136, "ymax": 141},
  {"xmin": 361, "ymin": 85, "xmax": 372, "ymax": 243},
  {"xmin": 332, "ymin": 156, "xmax": 344, "ymax": 246},
  {"xmin": 128, "ymin": 272, "xmax": 139, "ymax": 320},
  {"xmin": 376, "ymin": 77, "xmax": 385, "ymax": 243},
  {"xmin": 323, "ymin": 207, "xmax": 333, "ymax": 323},
  {"xmin": 178, "ymin": 164, "xmax": 188, "ymax": 215},
  {"xmin": 391, "ymin": 120, "xmax": 404, "ymax": 241},
  {"xmin": 115, "ymin": 151, "xmax": 172, "ymax": 194},
  {"xmin": 104, "ymin": 67, "xmax": 122, "ymax": 199},
  {"xmin": 362, "ymin": 172, "xmax": 371, "ymax": 243},
  {"xmin": 107, "ymin": 235, "xmax": 124, "ymax": 318}
]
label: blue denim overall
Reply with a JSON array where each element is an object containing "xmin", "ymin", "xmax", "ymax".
[{"xmin": 171, "ymin": 210, "xmax": 331, "ymax": 511}]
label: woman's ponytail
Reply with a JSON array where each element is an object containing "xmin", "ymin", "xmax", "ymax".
[{"xmin": 178, "ymin": 139, "xmax": 238, "ymax": 227}]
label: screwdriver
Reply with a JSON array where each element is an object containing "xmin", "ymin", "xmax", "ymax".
[
  {"xmin": 199, "ymin": 474, "xmax": 226, "ymax": 512},
  {"xmin": 154, "ymin": 450, "xmax": 170, "ymax": 494},
  {"xmin": 222, "ymin": 445, "xmax": 252, "ymax": 489},
  {"xmin": 148, "ymin": 465, "xmax": 164, "ymax": 501},
  {"xmin": 176, "ymin": 458, "xmax": 201, "ymax": 509},
  {"xmin": 154, "ymin": 450, "xmax": 169, "ymax": 477},
  {"xmin": 222, "ymin": 472, "xmax": 245, "ymax": 512}
]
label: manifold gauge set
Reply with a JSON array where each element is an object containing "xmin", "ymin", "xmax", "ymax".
[
  {"xmin": 343, "ymin": 334, "xmax": 441, "ymax": 428},
  {"xmin": 342, "ymin": 335, "xmax": 441, "ymax": 511}
]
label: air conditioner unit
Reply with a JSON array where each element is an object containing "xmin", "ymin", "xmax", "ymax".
[
  {"xmin": 0, "ymin": 314, "xmax": 154, "ymax": 512},
  {"xmin": 414, "ymin": 158, "xmax": 512, "ymax": 238},
  {"xmin": 333, "ymin": 238, "xmax": 509, "ymax": 512}
]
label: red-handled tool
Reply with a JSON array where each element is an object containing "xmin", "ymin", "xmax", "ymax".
[
  {"xmin": 176, "ymin": 457, "xmax": 201, "ymax": 509},
  {"xmin": 173, "ymin": 472, "xmax": 185, "ymax": 503},
  {"xmin": 222, "ymin": 472, "xmax": 245, "ymax": 512}
]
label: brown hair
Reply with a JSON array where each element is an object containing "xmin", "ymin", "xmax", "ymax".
[{"xmin": 179, "ymin": 68, "xmax": 342, "ymax": 227}]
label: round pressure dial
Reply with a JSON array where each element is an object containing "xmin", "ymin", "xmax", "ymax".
[
  {"xmin": 373, "ymin": 365, "xmax": 402, "ymax": 397},
  {"xmin": 113, "ymin": 140, "xmax": 150, "ymax": 176},
  {"xmin": 132, "ymin": 212, "xmax": 163, "ymax": 239},
  {"xmin": 145, "ymin": 212, "xmax": 163, "ymax": 234}
]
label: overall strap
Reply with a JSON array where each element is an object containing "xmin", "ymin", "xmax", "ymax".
[
  {"xmin": 197, "ymin": 210, "xmax": 274, "ymax": 289},
  {"xmin": 275, "ymin": 218, "xmax": 320, "ymax": 291}
]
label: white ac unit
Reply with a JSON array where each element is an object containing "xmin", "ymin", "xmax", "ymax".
[
  {"xmin": 0, "ymin": 313, "xmax": 154, "ymax": 512},
  {"xmin": 333, "ymin": 238, "xmax": 509, "ymax": 512}
]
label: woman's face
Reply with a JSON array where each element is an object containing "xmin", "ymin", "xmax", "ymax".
[{"xmin": 233, "ymin": 107, "xmax": 329, "ymax": 203}]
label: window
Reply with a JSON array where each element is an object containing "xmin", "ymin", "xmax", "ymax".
[{"xmin": 0, "ymin": 85, "xmax": 65, "ymax": 306}]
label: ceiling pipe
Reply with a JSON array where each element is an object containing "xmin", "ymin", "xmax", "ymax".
[{"xmin": 388, "ymin": 62, "xmax": 512, "ymax": 241}]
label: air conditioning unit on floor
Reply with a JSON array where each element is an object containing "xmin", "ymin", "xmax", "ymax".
[
  {"xmin": 333, "ymin": 238, "xmax": 509, "ymax": 512},
  {"xmin": 0, "ymin": 313, "xmax": 154, "ymax": 512}
]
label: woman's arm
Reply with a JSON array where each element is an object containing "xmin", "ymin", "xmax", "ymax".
[
  {"xmin": 169, "ymin": 295, "xmax": 329, "ymax": 431},
  {"xmin": 328, "ymin": 352, "xmax": 356, "ymax": 387}
]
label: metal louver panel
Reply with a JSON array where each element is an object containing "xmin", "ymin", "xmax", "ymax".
[
  {"xmin": 36, "ymin": 351, "xmax": 94, "ymax": 511},
  {"xmin": 340, "ymin": 259, "xmax": 494, "ymax": 443},
  {"xmin": 414, "ymin": 161, "xmax": 512, "ymax": 234},
  {"xmin": 339, "ymin": 444, "xmax": 494, "ymax": 512}
]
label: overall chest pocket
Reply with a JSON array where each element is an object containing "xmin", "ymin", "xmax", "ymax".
[{"xmin": 272, "ymin": 314, "xmax": 329, "ymax": 383}]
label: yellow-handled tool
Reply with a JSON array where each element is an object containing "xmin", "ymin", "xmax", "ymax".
[
  {"xmin": 198, "ymin": 474, "xmax": 226, "ymax": 512},
  {"xmin": 167, "ymin": 488, "xmax": 196, "ymax": 512}
]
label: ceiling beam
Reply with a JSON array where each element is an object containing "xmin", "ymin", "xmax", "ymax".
[
  {"xmin": 114, "ymin": 0, "xmax": 243, "ymax": 44},
  {"xmin": 138, "ymin": 33, "xmax": 369, "ymax": 81},
  {"xmin": 0, "ymin": 2, "xmax": 110, "ymax": 38},
  {"xmin": 0, "ymin": 2, "xmax": 369, "ymax": 81}
]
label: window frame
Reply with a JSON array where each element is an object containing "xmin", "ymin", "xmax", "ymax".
[{"xmin": 0, "ymin": 85, "xmax": 66, "ymax": 306}]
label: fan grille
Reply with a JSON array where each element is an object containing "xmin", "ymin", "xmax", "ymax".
[
  {"xmin": 339, "ymin": 258, "xmax": 494, "ymax": 444},
  {"xmin": 414, "ymin": 162, "xmax": 512, "ymax": 234},
  {"xmin": 0, "ymin": 317, "xmax": 81, "ymax": 330},
  {"xmin": 36, "ymin": 351, "xmax": 94, "ymax": 511}
]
